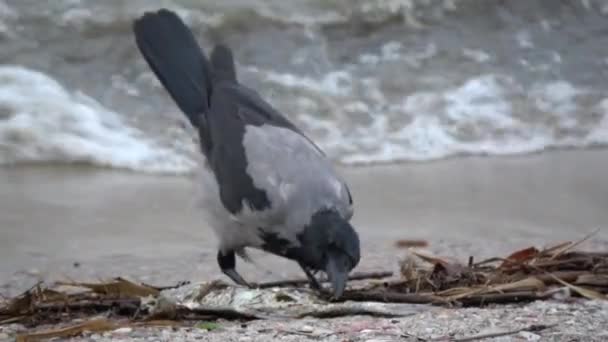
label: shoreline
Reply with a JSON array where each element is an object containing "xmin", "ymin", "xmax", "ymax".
[
  {"xmin": 1, "ymin": 149, "xmax": 607, "ymax": 294},
  {"xmin": 2, "ymin": 148, "xmax": 608, "ymax": 340}
]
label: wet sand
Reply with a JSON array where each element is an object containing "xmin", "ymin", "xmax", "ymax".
[{"xmin": 1, "ymin": 150, "xmax": 607, "ymax": 295}]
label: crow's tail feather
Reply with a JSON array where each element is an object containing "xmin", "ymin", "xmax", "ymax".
[{"xmin": 133, "ymin": 9, "xmax": 213, "ymax": 128}]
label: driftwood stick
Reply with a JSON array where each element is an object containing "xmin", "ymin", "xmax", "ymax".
[
  {"xmin": 257, "ymin": 271, "xmax": 393, "ymax": 289},
  {"xmin": 437, "ymin": 323, "xmax": 558, "ymax": 342},
  {"xmin": 456, "ymin": 291, "xmax": 549, "ymax": 307},
  {"xmin": 175, "ymin": 306, "xmax": 259, "ymax": 320},
  {"xmin": 340, "ymin": 290, "xmax": 442, "ymax": 304},
  {"xmin": 339, "ymin": 289, "xmax": 551, "ymax": 306},
  {"xmin": 28, "ymin": 300, "xmax": 257, "ymax": 323},
  {"xmin": 35, "ymin": 298, "xmax": 141, "ymax": 314}
]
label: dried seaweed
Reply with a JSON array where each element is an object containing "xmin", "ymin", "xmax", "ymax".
[
  {"xmin": 1, "ymin": 233, "xmax": 606, "ymax": 340},
  {"xmin": 369, "ymin": 233, "xmax": 608, "ymax": 306}
]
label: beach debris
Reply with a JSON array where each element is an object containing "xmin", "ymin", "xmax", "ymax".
[
  {"xmin": 368, "ymin": 231, "xmax": 608, "ymax": 306},
  {"xmin": 14, "ymin": 318, "xmax": 118, "ymax": 342},
  {"xmin": 0, "ymin": 271, "xmax": 413, "ymax": 324},
  {"xmin": 152, "ymin": 279, "xmax": 426, "ymax": 320},
  {"xmin": 56, "ymin": 277, "xmax": 160, "ymax": 297},
  {"xmin": 1, "ymin": 233, "xmax": 606, "ymax": 341}
]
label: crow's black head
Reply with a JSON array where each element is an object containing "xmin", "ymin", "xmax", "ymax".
[
  {"xmin": 257, "ymin": 209, "xmax": 360, "ymax": 298},
  {"xmin": 298, "ymin": 209, "xmax": 360, "ymax": 298}
]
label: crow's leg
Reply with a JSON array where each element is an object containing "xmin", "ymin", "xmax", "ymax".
[
  {"xmin": 217, "ymin": 250, "xmax": 252, "ymax": 288},
  {"xmin": 298, "ymin": 262, "xmax": 322, "ymax": 290}
]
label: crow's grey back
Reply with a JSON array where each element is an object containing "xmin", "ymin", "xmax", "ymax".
[{"xmin": 240, "ymin": 123, "xmax": 353, "ymax": 239}]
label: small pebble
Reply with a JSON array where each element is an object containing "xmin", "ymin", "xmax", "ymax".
[
  {"xmin": 518, "ymin": 331, "xmax": 541, "ymax": 341},
  {"xmin": 299, "ymin": 325, "xmax": 314, "ymax": 333},
  {"xmin": 113, "ymin": 327, "xmax": 133, "ymax": 334},
  {"xmin": 360, "ymin": 329, "xmax": 377, "ymax": 334}
]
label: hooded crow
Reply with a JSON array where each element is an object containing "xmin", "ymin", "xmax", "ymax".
[{"xmin": 132, "ymin": 9, "xmax": 360, "ymax": 298}]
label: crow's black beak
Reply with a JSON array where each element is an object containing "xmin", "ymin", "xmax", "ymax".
[{"xmin": 325, "ymin": 251, "xmax": 350, "ymax": 299}]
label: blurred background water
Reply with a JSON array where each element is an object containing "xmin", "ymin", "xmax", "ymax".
[{"xmin": 2, "ymin": 0, "xmax": 608, "ymax": 173}]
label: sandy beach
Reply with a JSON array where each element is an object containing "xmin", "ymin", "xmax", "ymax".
[{"xmin": 2, "ymin": 149, "xmax": 607, "ymax": 296}]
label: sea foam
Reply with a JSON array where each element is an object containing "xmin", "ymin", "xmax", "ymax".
[{"xmin": 0, "ymin": 66, "xmax": 194, "ymax": 174}]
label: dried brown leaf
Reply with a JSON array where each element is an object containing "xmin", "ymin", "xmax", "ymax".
[
  {"xmin": 0, "ymin": 283, "xmax": 65, "ymax": 316},
  {"xmin": 16, "ymin": 318, "xmax": 118, "ymax": 342},
  {"xmin": 0, "ymin": 292, "xmax": 33, "ymax": 316},
  {"xmin": 58, "ymin": 277, "xmax": 159, "ymax": 297},
  {"xmin": 394, "ymin": 239, "xmax": 429, "ymax": 248},
  {"xmin": 500, "ymin": 247, "xmax": 539, "ymax": 268}
]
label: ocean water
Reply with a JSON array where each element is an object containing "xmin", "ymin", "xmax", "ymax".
[{"xmin": 1, "ymin": 0, "xmax": 608, "ymax": 174}]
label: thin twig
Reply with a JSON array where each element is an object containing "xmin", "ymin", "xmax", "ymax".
[
  {"xmin": 257, "ymin": 271, "xmax": 393, "ymax": 289},
  {"xmin": 532, "ymin": 270, "xmax": 590, "ymax": 284},
  {"xmin": 532, "ymin": 257, "xmax": 596, "ymax": 269},
  {"xmin": 472, "ymin": 257, "xmax": 503, "ymax": 267},
  {"xmin": 549, "ymin": 229, "xmax": 599, "ymax": 260},
  {"xmin": 436, "ymin": 323, "xmax": 558, "ymax": 341},
  {"xmin": 142, "ymin": 281, "xmax": 191, "ymax": 291},
  {"xmin": 339, "ymin": 290, "xmax": 443, "ymax": 304}
]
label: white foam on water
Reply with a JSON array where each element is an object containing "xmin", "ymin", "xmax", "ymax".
[
  {"xmin": 261, "ymin": 69, "xmax": 353, "ymax": 97},
  {"xmin": 246, "ymin": 62, "xmax": 608, "ymax": 165},
  {"xmin": 0, "ymin": 66, "xmax": 195, "ymax": 174},
  {"xmin": 2, "ymin": 65, "xmax": 607, "ymax": 173},
  {"xmin": 314, "ymin": 74, "xmax": 608, "ymax": 165}
]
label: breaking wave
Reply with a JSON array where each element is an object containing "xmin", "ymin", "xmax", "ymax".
[
  {"xmin": 0, "ymin": 66, "xmax": 194, "ymax": 173},
  {"xmin": 1, "ymin": 0, "xmax": 608, "ymax": 173}
]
